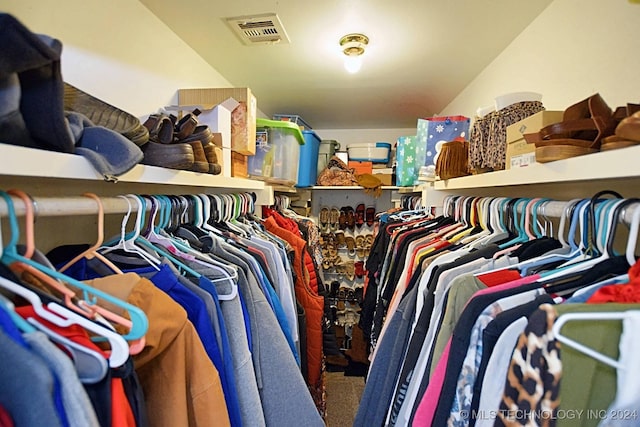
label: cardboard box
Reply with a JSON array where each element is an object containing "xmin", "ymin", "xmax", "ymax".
[
  {"xmin": 374, "ymin": 174, "xmax": 393, "ymax": 186},
  {"xmin": 231, "ymin": 152, "xmax": 249, "ymax": 178},
  {"xmin": 506, "ymin": 110, "xmax": 564, "ymax": 169},
  {"xmin": 178, "ymin": 88, "xmax": 257, "ymax": 155},
  {"xmin": 372, "ymin": 168, "xmax": 393, "ymax": 185},
  {"xmin": 348, "ymin": 160, "xmax": 372, "ymax": 176}
]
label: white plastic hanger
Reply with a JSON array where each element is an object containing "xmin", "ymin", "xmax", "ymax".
[
  {"xmin": 0, "ymin": 274, "xmax": 129, "ymax": 368},
  {"xmin": 552, "ymin": 311, "xmax": 639, "ymax": 369},
  {"xmin": 99, "ymin": 194, "xmax": 161, "ymax": 269}
]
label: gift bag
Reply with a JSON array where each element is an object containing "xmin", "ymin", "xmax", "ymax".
[
  {"xmin": 396, "ymin": 136, "xmax": 418, "ymax": 186},
  {"xmin": 416, "ymin": 115, "xmax": 470, "ymax": 167}
]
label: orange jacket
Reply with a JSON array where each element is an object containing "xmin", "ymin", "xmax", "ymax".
[{"xmin": 264, "ymin": 217, "xmax": 324, "ymax": 388}]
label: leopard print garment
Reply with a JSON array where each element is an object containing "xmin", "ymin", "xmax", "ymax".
[
  {"xmin": 469, "ymin": 101, "xmax": 545, "ymax": 172},
  {"xmin": 496, "ymin": 303, "xmax": 561, "ymax": 427}
]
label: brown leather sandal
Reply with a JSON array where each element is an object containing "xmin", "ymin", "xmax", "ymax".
[
  {"xmin": 601, "ymin": 106, "xmax": 640, "ymax": 151},
  {"xmin": 523, "ymin": 94, "xmax": 616, "ymax": 162}
]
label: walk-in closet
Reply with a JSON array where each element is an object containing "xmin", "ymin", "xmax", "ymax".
[{"xmin": 2, "ymin": 0, "xmax": 640, "ymax": 426}]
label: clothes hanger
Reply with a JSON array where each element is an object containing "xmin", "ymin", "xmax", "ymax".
[
  {"xmin": 497, "ymin": 198, "xmax": 530, "ymax": 249},
  {"xmin": 467, "ymin": 197, "xmax": 511, "ymax": 249},
  {"xmin": 540, "ymin": 198, "xmax": 637, "ymax": 282},
  {"xmin": 128, "ymin": 194, "xmax": 203, "ymax": 278},
  {"xmin": 99, "ymin": 194, "xmax": 162, "ymax": 269},
  {"xmin": 551, "ymin": 310, "xmax": 640, "ymax": 370},
  {"xmin": 4, "ymin": 189, "xmax": 82, "ymax": 313},
  {"xmin": 7, "ymin": 191, "xmax": 134, "ymax": 340},
  {"xmin": 58, "ymin": 193, "xmax": 123, "ymax": 275},
  {"xmin": 0, "ymin": 191, "xmax": 148, "ymax": 350},
  {"xmin": 0, "ymin": 291, "xmax": 36, "ymax": 333},
  {"xmin": 3, "ymin": 278, "xmax": 105, "ymax": 383},
  {"xmin": 1, "ymin": 228, "xmax": 110, "ymax": 383},
  {"xmin": 459, "ymin": 197, "xmax": 492, "ymax": 245},
  {"xmin": 155, "ymin": 193, "xmax": 239, "ymax": 299},
  {"xmin": 0, "ymin": 272, "xmax": 129, "ymax": 368},
  {"xmin": 624, "ymin": 201, "xmax": 640, "ymax": 266},
  {"xmin": 6, "ymin": 190, "xmax": 145, "ymax": 353}
]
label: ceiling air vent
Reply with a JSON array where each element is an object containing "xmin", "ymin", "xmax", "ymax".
[{"xmin": 225, "ymin": 13, "xmax": 290, "ymax": 45}]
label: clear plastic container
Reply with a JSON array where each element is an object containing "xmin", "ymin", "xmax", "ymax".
[{"xmin": 248, "ymin": 118, "xmax": 304, "ymax": 186}]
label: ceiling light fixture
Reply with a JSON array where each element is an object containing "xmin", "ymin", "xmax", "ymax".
[{"xmin": 340, "ymin": 33, "xmax": 369, "ymax": 74}]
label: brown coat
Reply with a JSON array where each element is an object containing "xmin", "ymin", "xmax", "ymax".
[{"xmin": 85, "ymin": 273, "xmax": 230, "ymax": 427}]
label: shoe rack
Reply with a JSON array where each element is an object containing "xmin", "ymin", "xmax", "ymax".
[{"xmin": 303, "ymin": 186, "xmax": 420, "ymax": 355}]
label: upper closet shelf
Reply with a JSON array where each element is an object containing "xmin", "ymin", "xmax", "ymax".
[
  {"xmin": 312, "ymin": 185, "xmax": 402, "ymax": 191},
  {"xmin": 434, "ymin": 145, "xmax": 640, "ymax": 190},
  {"xmin": 0, "ymin": 143, "xmax": 264, "ymax": 191}
]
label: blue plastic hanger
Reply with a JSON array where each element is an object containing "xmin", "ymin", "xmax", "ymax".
[{"xmin": 498, "ymin": 198, "xmax": 530, "ymax": 249}]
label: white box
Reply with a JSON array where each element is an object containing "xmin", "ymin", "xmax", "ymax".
[{"xmin": 166, "ymin": 101, "xmax": 237, "ymax": 178}]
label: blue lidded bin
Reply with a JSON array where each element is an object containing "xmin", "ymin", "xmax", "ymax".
[{"xmin": 297, "ymin": 130, "xmax": 321, "ymax": 187}]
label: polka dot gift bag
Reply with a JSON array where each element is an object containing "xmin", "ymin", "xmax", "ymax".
[{"xmin": 416, "ymin": 115, "xmax": 470, "ymax": 168}]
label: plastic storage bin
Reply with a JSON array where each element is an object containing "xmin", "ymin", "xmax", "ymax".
[
  {"xmin": 297, "ymin": 130, "xmax": 321, "ymax": 187},
  {"xmin": 248, "ymin": 118, "xmax": 304, "ymax": 186},
  {"xmin": 273, "ymin": 114, "xmax": 312, "ymax": 130},
  {"xmin": 347, "ymin": 142, "xmax": 391, "ymax": 163}
]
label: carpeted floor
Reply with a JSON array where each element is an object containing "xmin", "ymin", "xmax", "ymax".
[{"xmin": 324, "ymin": 371, "xmax": 366, "ymax": 427}]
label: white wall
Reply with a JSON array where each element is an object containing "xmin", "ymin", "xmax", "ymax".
[
  {"xmin": 3, "ymin": 0, "xmax": 233, "ymax": 117},
  {"xmin": 440, "ymin": 0, "xmax": 640, "ymax": 118}
]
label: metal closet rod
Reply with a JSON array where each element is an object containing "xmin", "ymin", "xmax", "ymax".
[
  {"xmin": 0, "ymin": 194, "xmax": 253, "ymax": 218},
  {"xmin": 0, "ymin": 196, "xmax": 145, "ymax": 217}
]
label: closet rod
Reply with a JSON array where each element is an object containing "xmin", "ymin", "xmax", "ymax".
[
  {"xmin": 450, "ymin": 199, "xmax": 640, "ymax": 225},
  {"xmin": 0, "ymin": 194, "xmax": 256, "ymax": 218},
  {"xmin": 0, "ymin": 196, "xmax": 140, "ymax": 217}
]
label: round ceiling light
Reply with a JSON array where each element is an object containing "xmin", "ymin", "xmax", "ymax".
[{"xmin": 339, "ymin": 33, "xmax": 369, "ymax": 73}]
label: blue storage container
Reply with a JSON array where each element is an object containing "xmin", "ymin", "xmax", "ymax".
[{"xmin": 297, "ymin": 130, "xmax": 321, "ymax": 187}]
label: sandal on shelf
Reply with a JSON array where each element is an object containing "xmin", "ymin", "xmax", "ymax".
[
  {"xmin": 334, "ymin": 230, "xmax": 346, "ymax": 248},
  {"xmin": 345, "ymin": 236, "xmax": 357, "ymax": 257},
  {"xmin": 355, "ymin": 203, "xmax": 365, "ymax": 228},
  {"xmin": 319, "ymin": 207, "xmax": 330, "ymax": 232},
  {"xmin": 338, "ymin": 207, "xmax": 348, "ymax": 230},
  {"xmin": 355, "ymin": 235, "xmax": 365, "ymax": 249},
  {"xmin": 601, "ymin": 105, "xmax": 640, "ymax": 151},
  {"xmin": 364, "ymin": 234, "xmax": 374, "ymax": 246},
  {"xmin": 354, "ymin": 261, "xmax": 366, "ymax": 278},
  {"xmin": 523, "ymin": 93, "xmax": 616, "ymax": 163},
  {"xmin": 329, "ymin": 207, "xmax": 340, "ymax": 231},
  {"xmin": 365, "ymin": 206, "xmax": 376, "ymax": 227},
  {"xmin": 345, "ymin": 206, "xmax": 356, "ymax": 231}
]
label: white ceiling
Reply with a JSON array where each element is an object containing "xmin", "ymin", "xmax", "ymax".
[{"xmin": 139, "ymin": 0, "xmax": 553, "ymax": 129}]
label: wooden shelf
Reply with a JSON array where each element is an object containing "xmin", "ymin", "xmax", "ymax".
[
  {"xmin": 0, "ymin": 143, "xmax": 264, "ymax": 191},
  {"xmin": 434, "ymin": 145, "xmax": 640, "ymax": 191}
]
